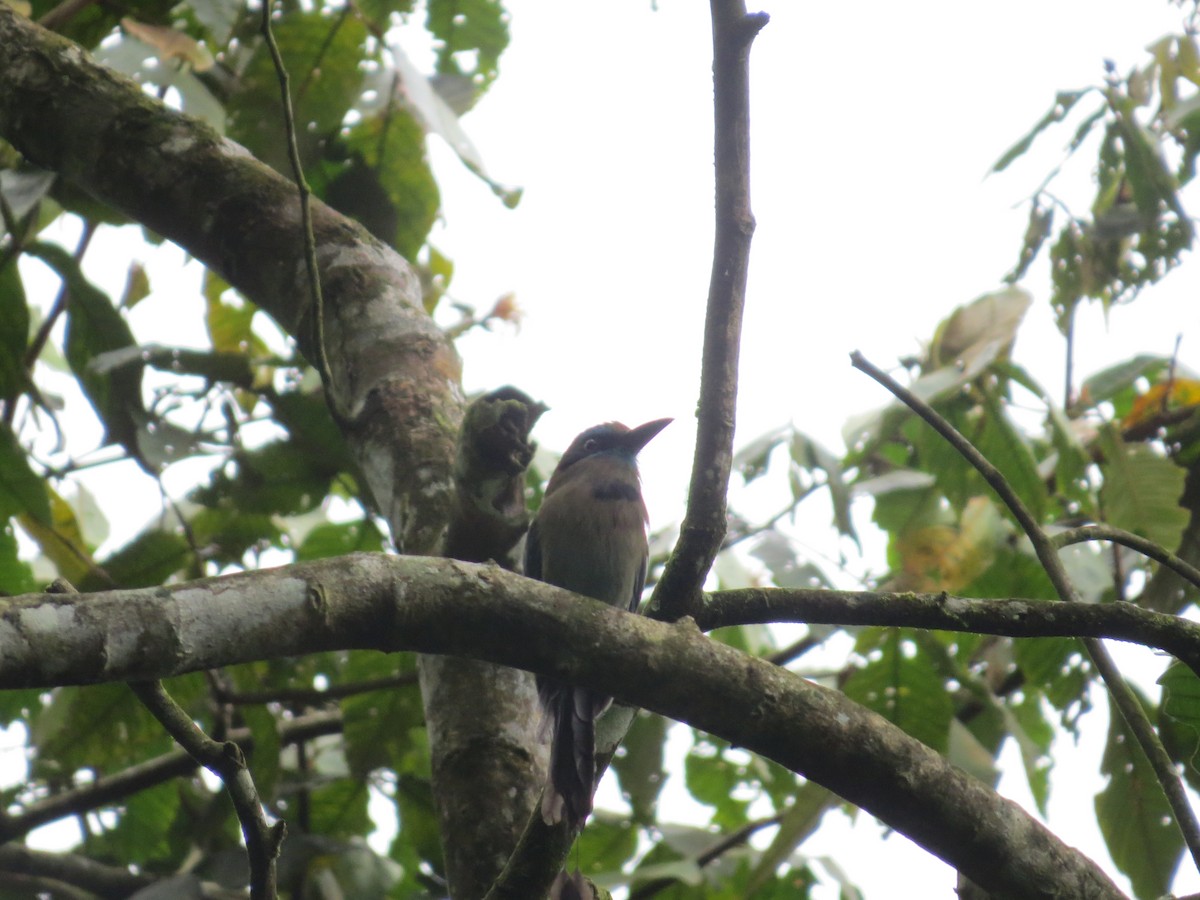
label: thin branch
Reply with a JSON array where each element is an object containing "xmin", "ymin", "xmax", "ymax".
[
  {"xmin": 131, "ymin": 680, "xmax": 285, "ymax": 900},
  {"xmin": 651, "ymin": 3, "xmax": 769, "ymax": 620},
  {"xmin": 767, "ymin": 633, "xmax": 823, "ymax": 667},
  {"xmin": 0, "ymin": 845, "xmax": 241, "ymax": 899},
  {"xmin": 259, "ymin": 0, "xmax": 332, "ymax": 389},
  {"xmin": 0, "ymin": 708, "xmax": 328, "ymax": 844},
  {"xmin": 851, "ymin": 349, "xmax": 1200, "ymax": 875},
  {"xmin": 1054, "ymin": 523, "xmax": 1200, "ymax": 592},
  {"xmin": 700, "ymin": 586, "xmax": 1200, "ymax": 676},
  {"xmin": 628, "ymin": 813, "xmax": 784, "ymax": 900},
  {"xmin": 213, "ymin": 670, "xmax": 418, "ymax": 706},
  {"xmin": 0, "ymin": 871, "xmax": 95, "ymax": 900},
  {"xmin": 36, "ymin": 0, "xmax": 97, "ymax": 31}
]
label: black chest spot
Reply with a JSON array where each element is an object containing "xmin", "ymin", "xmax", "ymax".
[{"xmin": 592, "ymin": 480, "xmax": 640, "ymax": 502}]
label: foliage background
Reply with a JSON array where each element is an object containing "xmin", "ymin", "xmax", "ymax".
[{"xmin": 6, "ymin": 0, "xmax": 1200, "ymax": 897}]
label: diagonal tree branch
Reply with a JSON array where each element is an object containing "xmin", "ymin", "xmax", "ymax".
[
  {"xmin": 851, "ymin": 349, "xmax": 1200, "ymax": 876},
  {"xmin": 0, "ymin": 557, "xmax": 1137, "ymax": 898}
]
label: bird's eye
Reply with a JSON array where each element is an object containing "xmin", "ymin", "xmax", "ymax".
[{"xmin": 583, "ymin": 438, "xmax": 598, "ymax": 452}]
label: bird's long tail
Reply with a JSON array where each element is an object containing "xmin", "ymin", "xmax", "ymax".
[{"xmin": 540, "ymin": 684, "xmax": 603, "ymax": 828}]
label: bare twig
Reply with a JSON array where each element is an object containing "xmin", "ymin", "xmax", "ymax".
[
  {"xmin": 36, "ymin": 0, "xmax": 97, "ymax": 31},
  {"xmin": 628, "ymin": 813, "xmax": 784, "ymax": 900},
  {"xmin": 130, "ymin": 681, "xmax": 286, "ymax": 900},
  {"xmin": 0, "ymin": 711, "xmax": 337, "ymax": 863},
  {"xmin": 259, "ymin": 0, "xmax": 332, "ymax": 390},
  {"xmin": 1053, "ymin": 523, "xmax": 1200, "ymax": 593},
  {"xmin": 701, "ymin": 588, "xmax": 1200, "ymax": 677},
  {"xmin": 213, "ymin": 669, "xmax": 419, "ymax": 706},
  {"xmin": 651, "ymin": 2, "xmax": 769, "ymax": 620},
  {"xmin": 851, "ymin": 348, "xmax": 1200, "ymax": 874}
]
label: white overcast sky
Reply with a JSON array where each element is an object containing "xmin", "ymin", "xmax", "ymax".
[
  {"xmin": 19, "ymin": 1, "xmax": 1200, "ymax": 896},
  {"xmin": 428, "ymin": 3, "xmax": 1200, "ymax": 896}
]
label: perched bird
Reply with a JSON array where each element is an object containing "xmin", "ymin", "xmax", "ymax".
[{"xmin": 525, "ymin": 418, "xmax": 672, "ymax": 828}]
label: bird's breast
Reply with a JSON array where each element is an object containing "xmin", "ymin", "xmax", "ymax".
[{"xmin": 534, "ymin": 459, "xmax": 648, "ymax": 607}]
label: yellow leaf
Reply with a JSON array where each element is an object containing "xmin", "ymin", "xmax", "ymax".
[
  {"xmin": 1122, "ymin": 378, "xmax": 1200, "ymax": 430},
  {"xmin": 121, "ymin": 18, "xmax": 215, "ymax": 72},
  {"xmin": 17, "ymin": 485, "xmax": 99, "ymax": 585}
]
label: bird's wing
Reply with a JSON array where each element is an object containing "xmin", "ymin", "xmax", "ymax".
[
  {"xmin": 630, "ymin": 549, "xmax": 648, "ymax": 613},
  {"xmin": 524, "ymin": 518, "xmax": 542, "ymax": 581}
]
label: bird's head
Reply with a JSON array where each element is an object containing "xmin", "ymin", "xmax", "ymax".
[{"xmin": 555, "ymin": 418, "xmax": 673, "ymax": 473}]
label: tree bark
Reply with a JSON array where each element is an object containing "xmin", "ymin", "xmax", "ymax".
[
  {"xmin": 0, "ymin": 9, "xmax": 535, "ymax": 895},
  {"xmin": 0, "ymin": 555, "xmax": 1129, "ymax": 900}
]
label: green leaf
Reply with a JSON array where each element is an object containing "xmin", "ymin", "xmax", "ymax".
[
  {"xmin": 0, "ymin": 421, "xmax": 50, "ymax": 524},
  {"xmin": 270, "ymin": 390, "xmax": 357, "ymax": 474},
  {"xmin": 85, "ymin": 781, "xmax": 180, "ymax": 866},
  {"xmin": 91, "ymin": 529, "xmax": 191, "ymax": 590},
  {"xmin": 1002, "ymin": 695, "xmax": 1055, "ymax": 815},
  {"xmin": 790, "ymin": 431, "xmax": 858, "ymax": 546},
  {"xmin": 685, "ymin": 736, "xmax": 752, "ymax": 830},
  {"xmin": 188, "ymin": 507, "xmax": 285, "ymax": 565},
  {"xmin": 426, "ymin": 0, "xmax": 510, "ymax": 91},
  {"xmin": 227, "ymin": 11, "xmax": 369, "ymax": 174},
  {"xmin": 193, "ymin": 440, "xmax": 335, "ymax": 516},
  {"xmin": 240, "ymin": 704, "xmax": 281, "ymax": 801},
  {"xmin": 31, "ymin": 684, "xmax": 173, "ymax": 777},
  {"xmin": 1099, "ymin": 425, "xmax": 1188, "ymax": 552},
  {"xmin": 992, "ymin": 90, "xmax": 1094, "ymax": 172},
  {"xmin": 1159, "ymin": 661, "xmax": 1200, "ymax": 772},
  {"xmin": 611, "ymin": 710, "xmax": 668, "ymax": 825},
  {"xmin": 744, "ymin": 782, "xmax": 833, "ymax": 895},
  {"xmin": 1080, "ymin": 355, "xmax": 1170, "ymax": 416},
  {"xmin": 325, "ymin": 111, "xmax": 440, "ymax": 260},
  {"xmin": 973, "ymin": 387, "xmax": 1048, "ymax": 523},
  {"xmin": 306, "ymin": 778, "xmax": 372, "ymax": 838},
  {"xmin": 1006, "ymin": 200, "xmax": 1053, "ymax": 283},
  {"xmin": 0, "ymin": 257, "xmax": 29, "ymax": 403},
  {"xmin": 297, "ymin": 519, "xmax": 384, "ymax": 561},
  {"xmin": 27, "ymin": 242, "xmax": 144, "ymax": 453},
  {"xmin": 732, "ymin": 427, "xmax": 788, "ymax": 483},
  {"xmin": 1095, "ymin": 690, "xmax": 1184, "ymax": 898},
  {"xmin": 393, "ymin": 772, "xmax": 442, "ymax": 875},
  {"xmin": 0, "ymin": 522, "xmax": 36, "ymax": 596},
  {"xmin": 340, "ymin": 652, "xmax": 423, "ymax": 778},
  {"xmin": 842, "ymin": 629, "xmax": 954, "ymax": 752},
  {"xmin": 18, "ymin": 483, "xmax": 98, "ymax": 585},
  {"xmin": 1014, "ymin": 638, "xmax": 1091, "ymax": 728},
  {"xmin": 120, "ymin": 261, "xmax": 151, "ymax": 308},
  {"xmin": 575, "ymin": 815, "xmax": 640, "ymax": 882}
]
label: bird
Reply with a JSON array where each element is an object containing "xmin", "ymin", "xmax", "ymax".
[{"xmin": 525, "ymin": 417, "xmax": 672, "ymax": 828}]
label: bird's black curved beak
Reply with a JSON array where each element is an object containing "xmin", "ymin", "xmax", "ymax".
[{"xmin": 623, "ymin": 418, "xmax": 673, "ymax": 455}]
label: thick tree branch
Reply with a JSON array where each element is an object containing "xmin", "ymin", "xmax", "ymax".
[
  {"xmin": 424, "ymin": 387, "xmax": 549, "ymax": 899},
  {"xmin": 851, "ymin": 349, "xmax": 1200, "ymax": 876},
  {"xmin": 0, "ymin": 557, "xmax": 1133, "ymax": 898},
  {"xmin": 652, "ymin": 3, "xmax": 769, "ymax": 620},
  {"xmin": 0, "ymin": 3, "xmax": 462, "ymax": 555},
  {"xmin": 0, "ymin": 14, "xmax": 566, "ymax": 897}
]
